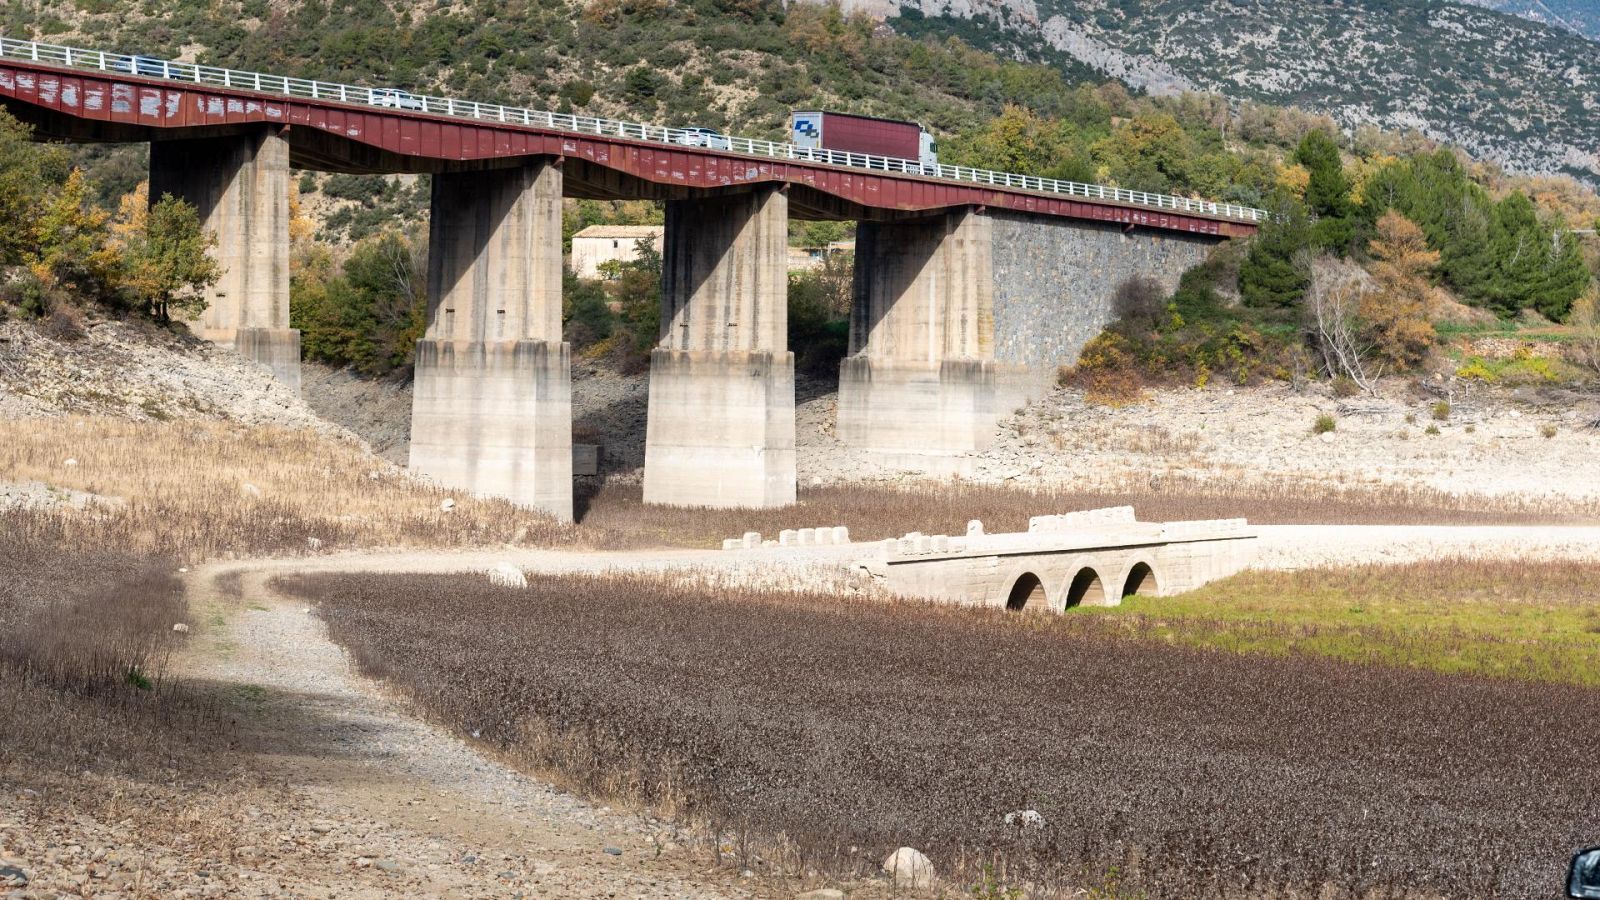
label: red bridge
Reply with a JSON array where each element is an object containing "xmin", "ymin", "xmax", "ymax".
[{"xmin": 0, "ymin": 38, "xmax": 1255, "ymax": 518}]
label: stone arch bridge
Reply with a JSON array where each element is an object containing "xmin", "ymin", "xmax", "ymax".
[{"xmin": 859, "ymin": 507, "xmax": 1257, "ymax": 611}]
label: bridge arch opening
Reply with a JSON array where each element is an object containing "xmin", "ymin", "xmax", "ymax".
[
  {"xmin": 1122, "ymin": 562, "xmax": 1158, "ymax": 599},
  {"xmin": 1065, "ymin": 567, "xmax": 1107, "ymax": 608},
  {"xmin": 1006, "ymin": 572, "xmax": 1047, "ymax": 612}
]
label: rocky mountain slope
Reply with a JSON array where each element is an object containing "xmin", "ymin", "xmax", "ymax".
[
  {"xmin": 1462, "ymin": 0, "xmax": 1600, "ymax": 41},
  {"xmin": 876, "ymin": 0, "xmax": 1600, "ymax": 180}
]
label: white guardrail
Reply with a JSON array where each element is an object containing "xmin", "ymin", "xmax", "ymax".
[{"xmin": 0, "ymin": 36, "xmax": 1269, "ymax": 224}]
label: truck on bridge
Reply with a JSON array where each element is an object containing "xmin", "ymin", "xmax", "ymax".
[{"xmin": 789, "ymin": 110, "xmax": 938, "ymax": 171}]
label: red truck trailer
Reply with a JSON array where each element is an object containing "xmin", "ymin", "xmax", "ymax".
[{"xmin": 788, "ymin": 111, "xmax": 938, "ymax": 171}]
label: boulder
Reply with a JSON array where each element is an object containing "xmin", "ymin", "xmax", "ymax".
[
  {"xmin": 486, "ymin": 563, "xmax": 528, "ymax": 589},
  {"xmin": 881, "ymin": 846, "xmax": 935, "ymax": 887}
]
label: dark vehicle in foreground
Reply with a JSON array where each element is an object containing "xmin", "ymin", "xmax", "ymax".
[{"xmin": 1573, "ymin": 847, "xmax": 1600, "ymax": 898}]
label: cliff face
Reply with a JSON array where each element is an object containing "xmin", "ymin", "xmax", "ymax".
[{"xmin": 864, "ymin": 0, "xmax": 1600, "ymax": 180}]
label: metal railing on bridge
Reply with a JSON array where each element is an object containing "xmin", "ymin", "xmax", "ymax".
[{"xmin": 0, "ymin": 36, "xmax": 1271, "ymax": 224}]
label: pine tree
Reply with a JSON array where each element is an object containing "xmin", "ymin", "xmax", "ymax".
[
  {"xmin": 1294, "ymin": 130, "xmax": 1354, "ymax": 253},
  {"xmin": 1240, "ymin": 200, "xmax": 1312, "ymax": 309}
]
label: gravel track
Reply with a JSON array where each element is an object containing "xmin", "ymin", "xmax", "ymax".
[{"xmin": 175, "ymin": 567, "xmax": 765, "ymax": 899}]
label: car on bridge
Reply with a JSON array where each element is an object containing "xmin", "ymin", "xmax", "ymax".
[
  {"xmin": 673, "ymin": 127, "xmax": 731, "ymax": 151},
  {"xmin": 111, "ymin": 54, "xmax": 190, "ymax": 81},
  {"xmin": 368, "ymin": 88, "xmax": 426, "ymax": 111}
]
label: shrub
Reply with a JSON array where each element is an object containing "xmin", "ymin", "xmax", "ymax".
[
  {"xmin": 1424, "ymin": 424, "xmax": 1440, "ymax": 435},
  {"xmin": 1431, "ymin": 400, "xmax": 1451, "ymax": 420},
  {"xmin": 1110, "ymin": 274, "xmax": 1167, "ymax": 333},
  {"xmin": 1331, "ymin": 374, "xmax": 1360, "ymax": 398},
  {"xmin": 1312, "ymin": 413, "xmax": 1336, "ymax": 434},
  {"xmin": 1541, "ymin": 423, "xmax": 1557, "ymax": 439}
]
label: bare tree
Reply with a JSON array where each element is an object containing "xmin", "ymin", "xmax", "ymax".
[{"xmin": 1305, "ymin": 254, "xmax": 1383, "ymax": 395}]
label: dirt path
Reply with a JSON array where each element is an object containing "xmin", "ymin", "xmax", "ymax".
[{"xmin": 177, "ymin": 566, "xmax": 766, "ymax": 899}]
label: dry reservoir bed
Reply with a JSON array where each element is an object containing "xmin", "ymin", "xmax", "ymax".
[{"xmin": 278, "ymin": 569, "xmax": 1600, "ymax": 899}]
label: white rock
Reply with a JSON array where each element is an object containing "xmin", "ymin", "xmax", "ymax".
[
  {"xmin": 241, "ymin": 482, "xmax": 262, "ymax": 498},
  {"xmin": 1319, "ymin": 431, "xmax": 1335, "ymax": 444},
  {"xmin": 485, "ymin": 563, "xmax": 527, "ymax": 588},
  {"xmin": 306, "ymin": 536, "xmax": 323, "ymax": 550},
  {"xmin": 967, "ymin": 519, "xmax": 985, "ymax": 537},
  {"xmin": 796, "ymin": 890, "xmax": 845, "ymax": 900},
  {"xmin": 1004, "ymin": 809, "xmax": 1046, "ymax": 829},
  {"xmin": 172, "ymin": 623, "xmax": 191, "ymax": 634},
  {"xmin": 63, "ymin": 458, "xmax": 78, "ymax": 467},
  {"xmin": 440, "ymin": 498, "xmax": 457, "ymax": 511},
  {"xmin": 881, "ymin": 847, "xmax": 935, "ymax": 887}
]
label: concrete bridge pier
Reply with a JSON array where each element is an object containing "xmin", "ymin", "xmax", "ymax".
[
  {"xmin": 149, "ymin": 126, "xmax": 299, "ymax": 392},
  {"xmin": 643, "ymin": 186, "xmax": 796, "ymax": 508},
  {"xmin": 839, "ymin": 208, "xmax": 1019, "ymax": 463},
  {"xmin": 408, "ymin": 158, "xmax": 573, "ymax": 521}
]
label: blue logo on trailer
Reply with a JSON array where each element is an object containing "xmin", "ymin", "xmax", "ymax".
[{"xmin": 795, "ymin": 118, "xmax": 818, "ymax": 138}]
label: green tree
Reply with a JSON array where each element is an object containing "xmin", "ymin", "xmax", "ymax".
[
  {"xmin": 1294, "ymin": 129, "xmax": 1354, "ymax": 252},
  {"xmin": 119, "ymin": 193, "xmax": 220, "ymax": 321},
  {"xmin": 28, "ymin": 169, "xmax": 117, "ymax": 298},
  {"xmin": 0, "ymin": 111, "xmax": 68, "ymax": 267},
  {"xmin": 1239, "ymin": 201, "xmax": 1312, "ymax": 309},
  {"xmin": 291, "ymin": 230, "xmax": 426, "ymax": 374},
  {"xmin": 613, "ymin": 238, "xmax": 662, "ymax": 352}
]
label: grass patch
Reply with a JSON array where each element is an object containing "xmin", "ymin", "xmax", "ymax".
[{"xmin": 1078, "ymin": 559, "xmax": 1600, "ymax": 686}]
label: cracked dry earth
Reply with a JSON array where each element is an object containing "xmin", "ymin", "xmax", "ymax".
[{"xmin": 162, "ymin": 568, "xmax": 767, "ymax": 899}]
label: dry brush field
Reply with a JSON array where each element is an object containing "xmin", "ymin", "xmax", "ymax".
[
  {"xmin": 279, "ymin": 568, "xmax": 1600, "ymax": 899},
  {"xmin": 4, "ymin": 417, "xmax": 1592, "ymax": 563}
]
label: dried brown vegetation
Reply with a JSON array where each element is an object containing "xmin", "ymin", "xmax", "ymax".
[
  {"xmin": 281, "ymin": 569, "xmax": 1600, "ymax": 898},
  {"xmin": 577, "ymin": 474, "xmax": 1590, "ymax": 549},
  {"xmin": 0, "ymin": 417, "xmax": 584, "ymax": 560},
  {"xmin": 0, "ymin": 511, "xmax": 220, "ymax": 780}
]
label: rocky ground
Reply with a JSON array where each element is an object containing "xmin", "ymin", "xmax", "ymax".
[
  {"xmin": 303, "ymin": 357, "xmax": 1600, "ymax": 506},
  {"xmin": 0, "ymin": 317, "xmax": 341, "ymax": 437}
]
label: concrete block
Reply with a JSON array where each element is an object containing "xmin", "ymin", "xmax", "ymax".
[
  {"xmin": 642, "ymin": 349, "xmax": 796, "ymax": 509},
  {"xmin": 408, "ymin": 340, "xmax": 572, "ymax": 521},
  {"xmin": 234, "ymin": 327, "xmax": 301, "ymax": 395},
  {"xmin": 572, "ymin": 444, "xmax": 600, "ymax": 476},
  {"xmin": 838, "ymin": 356, "xmax": 1015, "ymax": 455},
  {"xmin": 722, "ymin": 538, "xmax": 740, "ymax": 551},
  {"xmin": 967, "ymin": 519, "xmax": 985, "ymax": 537},
  {"xmin": 798, "ymin": 528, "xmax": 816, "ymax": 546},
  {"xmin": 780, "ymin": 529, "xmax": 798, "ymax": 546},
  {"xmin": 832, "ymin": 526, "xmax": 851, "ymax": 544},
  {"xmin": 742, "ymin": 531, "xmax": 762, "ymax": 549}
]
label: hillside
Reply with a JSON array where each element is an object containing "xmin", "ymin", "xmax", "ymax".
[
  {"xmin": 880, "ymin": 0, "xmax": 1600, "ymax": 181},
  {"xmin": 1462, "ymin": 0, "xmax": 1600, "ymax": 41}
]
